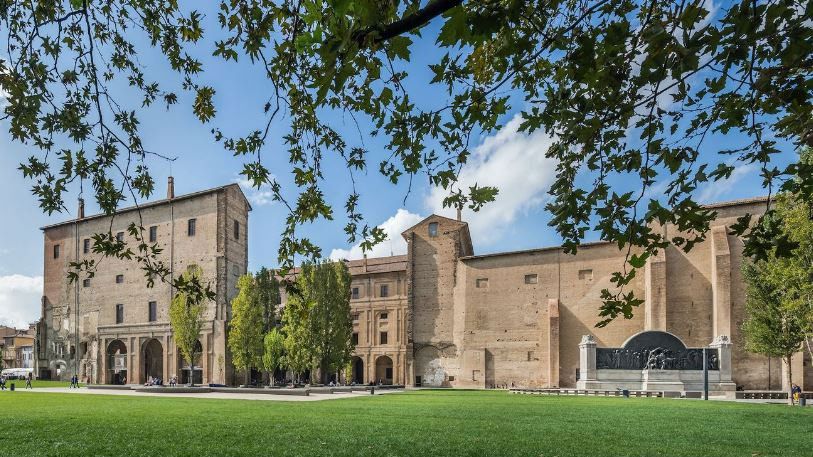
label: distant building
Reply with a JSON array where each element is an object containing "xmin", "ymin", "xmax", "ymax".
[
  {"xmin": 37, "ymin": 178, "xmax": 250, "ymax": 384},
  {"xmin": 1, "ymin": 325, "xmax": 35, "ymax": 370}
]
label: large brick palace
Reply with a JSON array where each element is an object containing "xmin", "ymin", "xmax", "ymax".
[{"xmin": 36, "ymin": 180, "xmax": 812, "ymax": 390}]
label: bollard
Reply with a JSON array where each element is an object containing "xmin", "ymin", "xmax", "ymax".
[
  {"xmin": 10, "ymin": 382, "xmax": 15, "ymax": 391},
  {"xmin": 370, "ymin": 386, "xmax": 375, "ymax": 395},
  {"xmin": 622, "ymin": 389, "xmax": 629, "ymax": 398}
]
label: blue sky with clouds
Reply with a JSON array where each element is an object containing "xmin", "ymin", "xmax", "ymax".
[{"xmin": 0, "ymin": 1, "xmax": 798, "ymax": 328}]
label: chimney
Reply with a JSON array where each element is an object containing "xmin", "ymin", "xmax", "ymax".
[
  {"xmin": 167, "ymin": 176, "xmax": 175, "ymax": 199},
  {"xmin": 456, "ymin": 206, "xmax": 462, "ymax": 221},
  {"xmin": 77, "ymin": 198, "xmax": 85, "ymax": 219},
  {"xmin": 363, "ymin": 254, "xmax": 368, "ymax": 273}
]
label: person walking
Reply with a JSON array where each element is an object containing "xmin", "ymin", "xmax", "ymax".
[
  {"xmin": 791, "ymin": 383, "xmax": 802, "ymax": 405},
  {"xmin": 25, "ymin": 372, "xmax": 33, "ymax": 389}
]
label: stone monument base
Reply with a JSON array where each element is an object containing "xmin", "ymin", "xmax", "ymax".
[{"xmin": 577, "ymin": 368, "xmax": 736, "ymax": 393}]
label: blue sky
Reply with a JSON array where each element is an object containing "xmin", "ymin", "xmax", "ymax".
[{"xmin": 0, "ymin": 1, "xmax": 797, "ymax": 328}]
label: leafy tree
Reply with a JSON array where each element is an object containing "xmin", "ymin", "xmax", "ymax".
[
  {"xmin": 2, "ymin": 1, "xmax": 812, "ymax": 326},
  {"xmin": 229, "ymin": 274, "xmax": 265, "ymax": 385},
  {"xmin": 281, "ymin": 261, "xmax": 353, "ymax": 384},
  {"xmin": 262, "ymin": 328, "xmax": 285, "ymax": 385},
  {"xmin": 742, "ymin": 188, "xmax": 813, "ymax": 402},
  {"xmin": 169, "ymin": 267, "xmax": 206, "ymax": 386},
  {"xmin": 255, "ymin": 268, "xmax": 281, "ymax": 333}
]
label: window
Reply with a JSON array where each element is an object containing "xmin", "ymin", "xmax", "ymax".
[
  {"xmin": 148, "ymin": 301, "xmax": 157, "ymax": 322},
  {"xmin": 524, "ymin": 274, "xmax": 538, "ymax": 285},
  {"xmin": 115, "ymin": 304, "xmax": 124, "ymax": 324},
  {"xmin": 149, "ymin": 226, "xmax": 157, "ymax": 242},
  {"xmin": 352, "ymin": 333, "xmax": 359, "ymax": 345},
  {"xmin": 380, "ymin": 312, "xmax": 388, "ymax": 321},
  {"xmin": 380, "ymin": 331, "xmax": 388, "ymax": 345},
  {"xmin": 476, "ymin": 278, "xmax": 489, "ymax": 288},
  {"xmin": 380, "ymin": 284, "xmax": 389, "ymax": 298},
  {"xmin": 351, "ymin": 287, "xmax": 360, "ymax": 300},
  {"xmin": 187, "ymin": 218, "xmax": 196, "ymax": 236},
  {"xmin": 116, "ymin": 274, "xmax": 124, "ymax": 284},
  {"xmin": 578, "ymin": 269, "xmax": 593, "ymax": 280},
  {"xmin": 82, "ymin": 278, "xmax": 90, "ymax": 288},
  {"xmin": 233, "ymin": 220, "xmax": 240, "ymax": 240},
  {"xmin": 352, "ymin": 313, "xmax": 360, "ymax": 322},
  {"xmin": 83, "ymin": 239, "xmax": 90, "ymax": 254},
  {"xmin": 428, "ymin": 222, "xmax": 438, "ymax": 237},
  {"xmin": 53, "ymin": 244, "xmax": 60, "ymax": 259},
  {"xmin": 116, "ymin": 231, "xmax": 124, "ymax": 242}
]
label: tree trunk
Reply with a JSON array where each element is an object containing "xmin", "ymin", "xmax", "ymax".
[
  {"xmin": 245, "ymin": 367, "xmax": 250, "ymax": 386},
  {"xmin": 785, "ymin": 355, "xmax": 793, "ymax": 405}
]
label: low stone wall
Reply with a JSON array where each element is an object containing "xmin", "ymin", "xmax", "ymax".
[
  {"xmin": 86, "ymin": 385, "xmax": 132, "ymax": 391},
  {"xmin": 213, "ymin": 387, "xmax": 310, "ymax": 396},
  {"xmin": 133, "ymin": 386, "xmax": 213, "ymax": 393}
]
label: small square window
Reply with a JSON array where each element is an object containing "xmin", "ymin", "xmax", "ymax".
[
  {"xmin": 380, "ymin": 331, "xmax": 388, "ymax": 345},
  {"xmin": 578, "ymin": 269, "xmax": 593, "ymax": 281},
  {"xmin": 115, "ymin": 304, "xmax": 124, "ymax": 324},
  {"xmin": 82, "ymin": 278, "xmax": 90, "ymax": 288},
  {"xmin": 351, "ymin": 287, "xmax": 360, "ymax": 300},
  {"xmin": 380, "ymin": 284, "xmax": 389, "ymax": 298},
  {"xmin": 352, "ymin": 333, "xmax": 359, "ymax": 345},
  {"xmin": 83, "ymin": 239, "xmax": 90, "ymax": 254},
  {"xmin": 428, "ymin": 222, "xmax": 438, "ymax": 237},
  {"xmin": 53, "ymin": 244, "xmax": 60, "ymax": 259},
  {"xmin": 233, "ymin": 220, "xmax": 240, "ymax": 240},
  {"xmin": 116, "ymin": 232, "xmax": 124, "ymax": 242},
  {"xmin": 116, "ymin": 274, "xmax": 124, "ymax": 284},
  {"xmin": 149, "ymin": 226, "xmax": 157, "ymax": 242},
  {"xmin": 476, "ymin": 278, "xmax": 489, "ymax": 288},
  {"xmin": 188, "ymin": 219, "xmax": 196, "ymax": 236},
  {"xmin": 380, "ymin": 312, "xmax": 388, "ymax": 321},
  {"xmin": 352, "ymin": 313, "xmax": 360, "ymax": 322},
  {"xmin": 524, "ymin": 274, "xmax": 538, "ymax": 284}
]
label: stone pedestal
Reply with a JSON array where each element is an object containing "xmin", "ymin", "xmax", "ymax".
[{"xmin": 576, "ymin": 335, "xmax": 602, "ymax": 389}]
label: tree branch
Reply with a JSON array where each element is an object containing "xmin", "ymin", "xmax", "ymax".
[{"xmin": 354, "ymin": 0, "xmax": 464, "ymax": 45}]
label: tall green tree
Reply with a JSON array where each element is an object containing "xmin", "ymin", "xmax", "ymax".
[
  {"xmin": 262, "ymin": 328, "xmax": 285, "ymax": 385},
  {"xmin": 255, "ymin": 268, "xmax": 281, "ymax": 333},
  {"xmin": 742, "ymin": 185, "xmax": 813, "ymax": 402},
  {"xmin": 169, "ymin": 267, "xmax": 206, "ymax": 387},
  {"xmin": 282, "ymin": 261, "xmax": 353, "ymax": 384},
  {"xmin": 3, "ymin": 1, "xmax": 812, "ymax": 325},
  {"xmin": 229, "ymin": 274, "xmax": 265, "ymax": 385}
]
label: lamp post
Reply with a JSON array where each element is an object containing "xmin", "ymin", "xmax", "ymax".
[{"xmin": 702, "ymin": 347, "xmax": 709, "ymax": 401}]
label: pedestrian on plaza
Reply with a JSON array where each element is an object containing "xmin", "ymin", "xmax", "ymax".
[
  {"xmin": 791, "ymin": 383, "xmax": 802, "ymax": 405},
  {"xmin": 25, "ymin": 372, "xmax": 33, "ymax": 389}
]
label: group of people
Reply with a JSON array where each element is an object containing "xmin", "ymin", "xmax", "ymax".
[
  {"xmin": 0, "ymin": 373, "xmax": 33, "ymax": 390},
  {"xmin": 68, "ymin": 374, "xmax": 80, "ymax": 388},
  {"xmin": 791, "ymin": 383, "xmax": 805, "ymax": 405},
  {"xmin": 144, "ymin": 375, "xmax": 178, "ymax": 387}
]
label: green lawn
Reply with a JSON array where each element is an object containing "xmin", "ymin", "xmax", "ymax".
[
  {"xmin": 0, "ymin": 390, "xmax": 809, "ymax": 456},
  {"xmin": 3, "ymin": 380, "xmax": 85, "ymax": 388}
]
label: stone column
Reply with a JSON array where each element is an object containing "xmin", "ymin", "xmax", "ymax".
[
  {"xmin": 709, "ymin": 335, "xmax": 733, "ymax": 383},
  {"xmin": 711, "ymin": 226, "xmax": 732, "ymax": 338},
  {"xmin": 645, "ymin": 250, "xmax": 667, "ymax": 331},
  {"xmin": 547, "ymin": 299, "xmax": 560, "ymax": 387},
  {"xmin": 577, "ymin": 335, "xmax": 597, "ymax": 389}
]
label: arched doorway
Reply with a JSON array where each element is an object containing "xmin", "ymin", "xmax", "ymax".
[
  {"xmin": 178, "ymin": 340, "xmax": 203, "ymax": 385},
  {"xmin": 375, "ymin": 355, "xmax": 393, "ymax": 385},
  {"xmin": 352, "ymin": 356, "xmax": 364, "ymax": 384},
  {"xmin": 106, "ymin": 340, "xmax": 128, "ymax": 385},
  {"xmin": 142, "ymin": 339, "xmax": 164, "ymax": 383}
]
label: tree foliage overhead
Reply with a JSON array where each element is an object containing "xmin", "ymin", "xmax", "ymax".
[{"xmin": 2, "ymin": 1, "xmax": 812, "ymax": 326}]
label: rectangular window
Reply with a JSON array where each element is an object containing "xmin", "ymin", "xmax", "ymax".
[
  {"xmin": 116, "ymin": 231, "xmax": 124, "ymax": 242},
  {"xmin": 82, "ymin": 278, "xmax": 90, "ymax": 288},
  {"xmin": 83, "ymin": 239, "xmax": 90, "ymax": 254},
  {"xmin": 148, "ymin": 301, "xmax": 157, "ymax": 322},
  {"xmin": 428, "ymin": 222, "xmax": 438, "ymax": 237},
  {"xmin": 578, "ymin": 269, "xmax": 593, "ymax": 280},
  {"xmin": 380, "ymin": 312, "xmax": 388, "ymax": 321},
  {"xmin": 380, "ymin": 331, "xmax": 388, "ymax": 345},
  {"xmin": 352, "ymin": 313, "xmax": 360, "ymax": 322},
  {"xmin": 53, "ymin": 244, "xmax": 60, "ymax": 259},
  {"xmin": 149, "ymin": 226, "xmax": 157, "ymax": 242},
  {"xmin": 116, "ymin": 274, "xmax": 124, "ymax": 284},
  {"xmin": 524, "ymin": 274, "xmax": 538, "ymax": 284},
  {"xmin": 352, "ymin": 333, "xmax": 359, "ymax": 345},
  {"xmin": 476, "ymin": 278, "xmax": 489, "ymax": 288},
  {"xmin": 115, "ymin": 304, "xmax": 124, "ymax": 324},
  {"xmin": 233, "ymin": 220, "xmax": 240, "ymax": 240},
  {"xmin": 351, "ymin": 287, "xmax": 360, "ymax": 300},
  {"xmin": 380, "ymin": 284, "xmax": 389, "ymax": 298},
  {"xmin": 187, "ymin": 218, "xmax": 196, "ymax": 236}
]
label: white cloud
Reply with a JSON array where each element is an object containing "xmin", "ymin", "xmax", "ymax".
[
  {"xmin": 329, "ymin": 209, "xmax": 424, "ymax": 260},
  {"xmin": 0, "ymin": 274, "xmax": 42, "ymax": 329},
  {"xmin": 236, "ymin": 177, "xmax": 275, "ymax": 207},
  {"xmin": 697, "ymin": 162, "xmax": 757, "ymax": 203},
  {"xmin": 425, "ymin": 114, "xmax": 558, "ymax": 245}
]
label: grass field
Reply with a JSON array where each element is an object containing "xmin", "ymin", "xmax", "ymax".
[{"xmin": 0, "ymin": 390, "xmax": 810, "ymax": 456}]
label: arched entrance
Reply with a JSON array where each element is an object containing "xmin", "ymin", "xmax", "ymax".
[
  {"xmin": 375, "ymin": 355, "xmax": 393, "ymax": 385},
  {"xmin": 352, "ymin": 356, "xmax": 364, "ymax": 384},
  {"xmin": 142, "ymin": 339, "xmax": 164, "ymax": 383},
  {"xmin": 178, "ymin": 340, "xmax": 203, "ymax": 385},
  {"xmin": 106, "ymin": 340, "xmax": 128, "ymax": 385}
]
